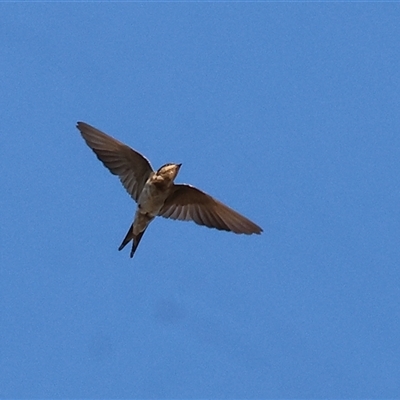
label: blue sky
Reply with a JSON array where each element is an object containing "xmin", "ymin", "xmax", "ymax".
[{"xmin": 1, "ymin": 3, "xmax": 399, "ymax": 398}]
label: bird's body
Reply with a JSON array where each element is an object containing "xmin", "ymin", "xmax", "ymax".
[
  {"xmin": 76, "ymin": 122, "xmax": 262, "ymax": 258},
  {"xmin": 119, "ymin": 164, "xmax": 181, "ymax": 256}
]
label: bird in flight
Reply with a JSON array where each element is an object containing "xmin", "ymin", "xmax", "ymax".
[{"xmin": 76, "ymin": 122, "xmax": 262, "ymax": 258}]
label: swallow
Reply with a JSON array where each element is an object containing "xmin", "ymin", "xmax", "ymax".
[{"xmin": 76, "ymin": 122, "xmax": 262, "ymax": 258}]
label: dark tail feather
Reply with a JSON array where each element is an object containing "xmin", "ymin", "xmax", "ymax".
[
  {"xmin": 130, "ymin": 229, "xmax": 146, "ymax": 258},
  {"xmin": 118, "ymin": 224, "xmax": 147, "ymax": 258},
  {"xmin": 118, "ymin": 224, "xmax": 133, "ymax": 251}
]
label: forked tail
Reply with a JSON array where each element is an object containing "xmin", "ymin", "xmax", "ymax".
[{"xmin": 118, "ymin": 224, "xmax": 146, "ymax": 258}]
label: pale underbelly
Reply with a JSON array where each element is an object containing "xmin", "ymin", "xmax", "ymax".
[{"xmin": 137, "ymin": 183, "xmax": 170, "ymax": 215}]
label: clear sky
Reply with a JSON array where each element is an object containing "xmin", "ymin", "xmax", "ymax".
[{"xmin": 1, "ymin": 3, "xmax": 399, "ymax": 398}]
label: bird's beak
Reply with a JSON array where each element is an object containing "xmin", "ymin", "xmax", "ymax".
[{"xmin": 177, "ymin": 163, "xmax": 182, "ymax": 169}]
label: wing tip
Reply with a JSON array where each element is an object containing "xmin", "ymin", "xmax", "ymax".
[
  {"xmin": 255, "ymin": 225, "xmax": 263, "ymax": 234},
  {"xmin": 76, "ymin": 121, "xmax": 86, "ymax": 130}
]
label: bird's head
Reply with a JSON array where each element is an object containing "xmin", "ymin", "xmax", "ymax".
[{"xmin": 156, "ymin": 163, "xmax": 182, "ymax": 182}]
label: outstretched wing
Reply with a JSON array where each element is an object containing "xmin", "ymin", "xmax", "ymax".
[
  {"xmin": 76, "ymin": 122, "xmax": 153, "ymax": 202},
  {"xmin": 159, "ymin": 184, "xmax": 262, "ymax": 234}
]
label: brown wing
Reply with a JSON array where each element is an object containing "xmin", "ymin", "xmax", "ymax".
[
  {"xmin": 159, "ymin": 184, "xmax": 262, "ymax": 234},
  {"xmin": 76, "ymin": 122, "xmax": 153, "ymax": 202}
]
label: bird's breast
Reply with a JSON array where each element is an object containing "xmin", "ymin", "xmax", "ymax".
[{"xmin": 137, "ymin": 181, "xmax": 171, "ymax": 216}]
